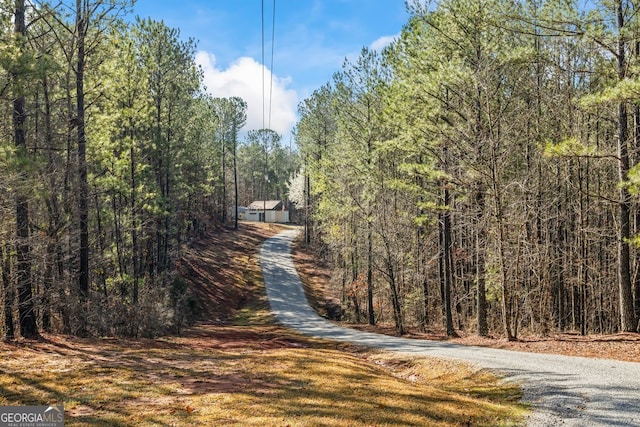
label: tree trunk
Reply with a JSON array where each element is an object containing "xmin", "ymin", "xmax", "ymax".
[
  {"xmin": 221, "ymin": 133, "xmax": 226, "ymax": 224},
  {"xmin": 233, "ymin": 122, "xmax": 239, "ymax": 230},
  {"xmin": 304, "ymin": 157, "xmax": 310, "ymax": 244},
  {"xmin": 350, "ymin": 235, "xmax": 361, "ymax": 323},
  {"xmin": 387, "ymin": 261, "xmax": 405, "ymax": 335},
  {"xmin": 14, "ymin": 0, "xmax": 38, "ymax": 339},
  {"xmin": 616, "ymin": 1, "xmax": 636, "ymax": 332},
  {"xmin": 578, "ymin": 161, "xmax": 588, "ymax": 335},
  {"xmin": 475, "ymin": 188, "xmax": 488, "ymax": 337},
  {"xmin": 440, "ymin": 187, "xmax": 456, "ymax": 337},
  {"xmin": 95, "ymin": 193, "xmax": 106, "ymax": 298},
  {"xmin": 496, "ymin": 203, "xmax": 514, "ymax": 341},
  {"xmin": 634, "ymin": 95, "xmax": 640, "ymax": 329},
  {"xmin": 42, "ymin": 73, "xmax": 56, "ymax": 333},
  {"xmin": 416, "ymin": 223, "xmax": 429, "ymax": 330},
  {"xmin": 1, "ymin": 244, "xmax": 14, "ymax": 340},
  {"xmin": 131, "ymin": 133, "xmax": 139, "ymax": 305},
  {"xmin": 491, "ymin": 146, "xmax": 514, "ymax": 340},
  {"xmin": 366, "ymin": 220, "xmax": 375, "ymax": 325},
  {"xmin": 76, "ymin": 0, "xmax": 90, "ymax": 316}
]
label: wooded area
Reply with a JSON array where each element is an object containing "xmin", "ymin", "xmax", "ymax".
[
  {"xmin": 0, "ymin": 0, "xmax": 298, "ymax": 339},
  {"xmin": 6, "ymin": 0, "xmax": 640, "ymax": 342},
  {"xmin": 294, "ymin": 0, "xmax": 640, "ymax": 338}
]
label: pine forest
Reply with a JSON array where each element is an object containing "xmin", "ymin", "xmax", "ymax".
[
  {"xmin": 3, "ymin": 0, "xmax": 640, "ymax": 342},
  {"xmin": 295, "ymin": 0, "xmax": 640, "ymax": 339},
  {"xmin": 0, "ymin": 0, "xmax": 299, "ymax": 339}
]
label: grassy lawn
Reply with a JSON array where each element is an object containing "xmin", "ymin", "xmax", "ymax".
[{"xmin": 0, "ymin": 223, "xmax": 527, "ymax": 426}]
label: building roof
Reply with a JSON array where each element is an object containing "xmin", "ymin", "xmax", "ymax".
[{"xmin": 247, "ymin": 200, "xmax": 284, "ymax": 210}]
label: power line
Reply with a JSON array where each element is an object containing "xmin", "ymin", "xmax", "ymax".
[
  {"xmin": 261, "ymin": 0, "xmax": 265, "ymax": 131},
  {"xmin": 261, "ymin": 0, "xmax": 276, "ymax": 132},
  {"xmin": 268, "ymin": 0, "xmax": 275, "ymax": 130}
]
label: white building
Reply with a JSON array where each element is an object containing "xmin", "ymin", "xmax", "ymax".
[{"xmin": 245, "ymin": 200, "xmax": 289, "ymax": 223}]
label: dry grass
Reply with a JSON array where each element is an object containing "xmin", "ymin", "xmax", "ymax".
[
  {"xmin": 0, "ymin": 326, "xmax": 526, "ymax": 426},
  {"xmin": 0, "ymin": 222, "xmax": 527, "ymax": 426}
]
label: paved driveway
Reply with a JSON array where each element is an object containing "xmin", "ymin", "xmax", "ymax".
[{"xmin": 260, "ymin": 229, "xmax": 640, "ymax": 426}]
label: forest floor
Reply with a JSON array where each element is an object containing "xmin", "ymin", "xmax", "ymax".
[
  {"xmin": 292, "ymin": 239, "xmax": 640, "ymax": 364},
  {"xmin": 0, "ymin": 222, "xmax": 525, "ymax": 426}
]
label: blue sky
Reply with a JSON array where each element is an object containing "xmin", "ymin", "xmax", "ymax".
[{"xmin": 132, "ymin": 0, "xmax": 410, "ymax": 137}]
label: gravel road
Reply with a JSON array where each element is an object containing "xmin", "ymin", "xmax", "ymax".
[{"xmin": 260, "ymin": 229, "xmax": 640, "ymax": 426}]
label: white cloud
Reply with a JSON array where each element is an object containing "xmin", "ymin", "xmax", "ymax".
[
  {"xmin": 196, "ymin": 51, "xmax": 298, "ymax": 138},
  {"xmin": 370, "ymin": 34, "xmax": 399, "ymax": 52}
]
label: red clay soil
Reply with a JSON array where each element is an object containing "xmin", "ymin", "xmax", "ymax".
[{"xmin": 291, "ymin": 239, "xmax": 640, "ymax": 364}]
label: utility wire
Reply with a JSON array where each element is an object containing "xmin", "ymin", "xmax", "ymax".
[
  {"xmin": 261, "ymin": 0, "xmax": 265, "ymax": 131},
  {"xmin": 261, "ymin": 0, "xmax": 276, "ymax": 131},
  {"xmin": 268, "ymin": 0, "xmax": 275, "ymax": 130}
]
